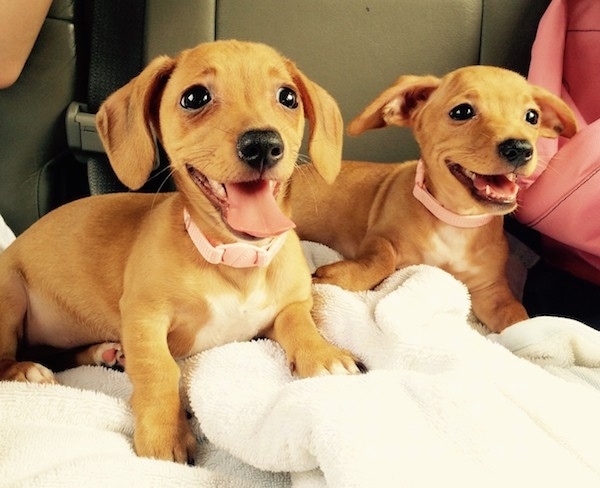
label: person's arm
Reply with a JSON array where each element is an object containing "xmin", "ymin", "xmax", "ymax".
[{"xmin": 0, "ymin": 0, "xmax": 52, "ymax": 88}]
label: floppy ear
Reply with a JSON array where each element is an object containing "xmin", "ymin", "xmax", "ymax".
[
  {"xmin": 531, "ymin": 85, "xmax": 578, "ymax": 139},
  {"xmin": 347, "ymin": 75, "xmax": 441, "ymax": 136},
  {"xmin": 287, "ymin": 61, "xmax": 343, "ymax": 184},
  {"xmin": 96, "ymin": 55, "xmax": 176, "ymax": 190}
]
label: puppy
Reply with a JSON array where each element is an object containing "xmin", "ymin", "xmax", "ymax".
[
  {"xmin": 291, "ymin": 66, "xmax": 577, "ymax": 332},
  {"xmin": 0, "ymin": 40, "xmax": 364, "ymax": 464}
]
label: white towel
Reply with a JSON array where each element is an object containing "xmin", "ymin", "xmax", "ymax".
[
  {"xmin": 0, "ymin": 376, "xmax": 290, "ymax": 487},
  {"xmin": 490, "ymin": 316, "xmax": 600, "ymax": 388},
  {"xmin": 186, "ymin": 250, "xmax": 600, "ymax": 487},
  {"xmin": 2, "ymin": 241, "xmax": 600, "ymax": 487}
]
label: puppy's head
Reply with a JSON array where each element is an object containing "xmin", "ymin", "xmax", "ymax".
[
  {"xmin": 96, "ymin": 40, "xmax": 343, "ymax": 239},
  {"xmin": 348, "ymin": 65, "xmax": 577, "ymax": 215}
]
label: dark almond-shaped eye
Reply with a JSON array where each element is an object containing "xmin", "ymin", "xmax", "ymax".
[
  {"xmin": 181, "ymin": 85, "xmax": 211, "ymax": 110},
  {"xmin": 449, "ymin": 103, "xmax": 476, "ymax": 121},
  {"xmin": 525, "ymin": 109, "xmax": 539, "ymax": 125},
  {"xmin": 278, "ymin": 87, "xmax": 298, "ymax": 109}
]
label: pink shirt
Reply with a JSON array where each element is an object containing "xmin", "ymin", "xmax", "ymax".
[{"xmin": 516, "ymin": 0, "xmax": 600, "ymax": 284}]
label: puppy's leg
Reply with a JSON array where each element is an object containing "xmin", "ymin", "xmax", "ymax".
[
  {"xmin": 314, "ymin": 235, "xmax": 397, "ymax": 291},
  {"xmin": 470, "ymin": 281, "xmax": 528, "ymax": 333},
  {"xmin": 0, "ymin": 271, "xmax": 56, "ymax": 384},
  {"xmin": 266, "ymin": 300, "xmax": 366, "ymax": 377},
  {"xmin": 121, "ymin": 313, "xmax": 196, "ymax": 464}
]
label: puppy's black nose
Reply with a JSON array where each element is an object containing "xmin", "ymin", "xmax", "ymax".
[
  {"xmin": 497, "ymin": 139, "xmax": 534, "ymax": 168},
  {"xmin": 237, "ymin": 130, "xmax": 284, "ymax": 171}
]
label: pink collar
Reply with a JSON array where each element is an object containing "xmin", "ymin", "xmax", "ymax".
[
  {"xmin": 412, "ymin": 160, "xmax": 494, "ymax": 228},
  {"xmin": 183, "ymin": 208, "xmax": 287, "ymax": 268}
]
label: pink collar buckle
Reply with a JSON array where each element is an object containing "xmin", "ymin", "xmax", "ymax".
[{"xmin": 183, "ymin": 208, "xmax": 288, "ymax": 268}]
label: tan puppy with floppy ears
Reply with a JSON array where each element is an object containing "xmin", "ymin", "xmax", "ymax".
[
  {"xmin": 291, "ymin": 66, "xmax": 577, "ymax": 333},
  {"xmin": 0, "ymin": 40, "xmax": 364, "ymax": 464}
]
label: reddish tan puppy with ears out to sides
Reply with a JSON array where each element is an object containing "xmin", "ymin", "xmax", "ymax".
[
  {"xmin": 291, "ymin": 65, "xmax": 577, "ymax": 333},
  {"xmin": 0, "ymin": 40, "xmax": 365, "ymax": 465}
]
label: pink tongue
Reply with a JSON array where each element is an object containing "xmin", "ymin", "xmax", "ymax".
[
  {"xmin": 224, "ymin": 180, "xmax": 296, "ymax": 238},
  {"xmin": 473, "ymin": 174, "xmax": 519, "ymax": 200}
]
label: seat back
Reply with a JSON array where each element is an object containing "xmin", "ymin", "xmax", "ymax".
[{"xmin": 0, "ymin": 0, "xmax": 551, "ymax": 235}]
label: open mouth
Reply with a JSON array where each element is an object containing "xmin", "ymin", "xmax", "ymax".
[
  {"xmin": 447, "ymin": 162, "xmax": 519, "ymax": 207},
  {"xmin": 186, "ymin": 164, "xmax": 295, "ymax": 239}
]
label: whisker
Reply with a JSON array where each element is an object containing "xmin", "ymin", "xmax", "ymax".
[
  {"xmin": 152, "ymin": 171, "xmax": 178, "ymax": 208},
  {"xmin": 147, "ymin": 164, "xmax": 175, "ymax": 184},
  {"xmin": 292, "ymin": 155, "xmax": 322, "ymax": 209},
  {"xmin": 534, "ymin": 152, "xmax": 567, "ymax": 179},
  {"xmin": 295, "ymin": 153, "xmax": 312, "ymax": 166}
]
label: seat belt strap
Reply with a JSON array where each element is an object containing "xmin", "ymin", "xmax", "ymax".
[
  {"xmin": 87, "ymin": 0, "xmax": 147, "ymax": 113},
  {"xmin": 67, "ymin": 0, "xmax": 147, "ymax": 194}
]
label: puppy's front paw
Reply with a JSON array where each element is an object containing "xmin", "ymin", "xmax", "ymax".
[
  {"xmin": 313, "ymin": 261, "xmax": 378, "ymax": 291},
  {"xmin": 0, "ymin": 359, "xmax": 56, "ymax": 384},
  {"xmin": 134, "ymin": 410, "xmax": 197, "ymax": 464},
  {"xmin": 313, "ymin": 262, "xmax": 352, "ymax": 287},
  {"xmin": 290, "ymin": 343, "xmax": 367, "ymax": 378}
]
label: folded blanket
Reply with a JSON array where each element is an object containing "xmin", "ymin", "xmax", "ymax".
[
  {"xmin": 188, "ymin": 249, "xmax": 600, "ymax": 487},
  {"xmin": 490, "ymin": 316, "xmax": 600, "ymax": 389},
  {"xmin": 0, "ymin": 366, "xmax": 291, "ymax": 487},
  {"xmin": 2, "ymin": 241, "xmax": 600, "ymax": 487}
]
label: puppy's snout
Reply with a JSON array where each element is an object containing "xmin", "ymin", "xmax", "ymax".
[
  {"xmin": 237, "ymin": 130, "xmax": 284, "ymax": 171},
  {"xmin": 497, "ymin": 139, "xmax": 533, "ymax": 168}
]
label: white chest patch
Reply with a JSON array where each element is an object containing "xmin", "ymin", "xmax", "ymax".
[
  {"xmin": 190, "ymin": 288, "xmax": 278, "ymax": 353},
  {"xmin": 422, "ymin": 227, "xmax": 473, "ymax": 275}
]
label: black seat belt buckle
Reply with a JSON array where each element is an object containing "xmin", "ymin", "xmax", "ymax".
[{"xmin": 66, "ymin": 102, "xmax": 105, "ymax": 163}]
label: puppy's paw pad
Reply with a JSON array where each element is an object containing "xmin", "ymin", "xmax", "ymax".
[{"xmin": 94, "ymin": 342, "xmax": 126, "ymax": 370}]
